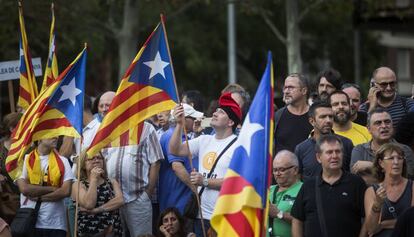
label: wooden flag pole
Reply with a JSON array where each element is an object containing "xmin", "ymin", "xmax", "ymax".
[
  {"xmin": 8, "ymin": 81, "xmax": 16, "ymax": 112},
  {"xmin": 163, "ymin": 12, "xmax": 206, "ymax": 237}
]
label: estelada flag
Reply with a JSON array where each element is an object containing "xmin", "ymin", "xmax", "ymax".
[
  {"xmin": 17, "ymin": 2, "xmax": 39, "ymax": 110},
  {"xmin": 211, "ymin": 52, "xmax": 274, "ymax": 237},
  {"xmin": 6, "ymin": 47, "xmax": 87, "ymax": 180},
  {"xmin": 41, "ymin": 3, "xmax": 59, "ymax": 92},
  {"xmin": 87, "ymin": 17, "xmax": 178, "ymax": 157}
]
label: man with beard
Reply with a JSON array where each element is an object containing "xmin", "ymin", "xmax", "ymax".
[
  {"xmin": 342, "ymin": 83, "xmax": 367, "ymax": 126},
  {"xmin": 360, "ymin": 67, "xmax": 414, "ymax": 128},
  {"xmin": 274, "ymin": 73, "xmax": 313, "ymax": 153},
  {"xmin": 316, "ymin": 68, "xmax": 343, "ymax": 101},
  {"xmin": 351, "ymin": 108, "xmax": 414, "ymax": 182},
  {"xmin": 294, "ymin": 101, "xmax": 353, "ymax": 179},
  {"xmin": 328, "ymin": 91, "xmax": 371, "ymax": 146}
]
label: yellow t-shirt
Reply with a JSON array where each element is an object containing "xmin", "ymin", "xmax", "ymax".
[{"xmin": 334, "ymin": 122, "xmax": 372, "ymax": 146}]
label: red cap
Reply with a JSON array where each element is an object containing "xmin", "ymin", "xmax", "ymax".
[{"xmin": 219, "ymin": 92, "xmax": 242, "ymax": 124}]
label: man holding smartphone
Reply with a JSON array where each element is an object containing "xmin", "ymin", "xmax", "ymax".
[{"xmin": 360, "ymin": 67, "xmax": 414, "ymax": 128}]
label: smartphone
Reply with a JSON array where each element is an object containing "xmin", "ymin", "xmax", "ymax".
[
  {"xmin": 370, "ymin": 79, "xmax": 375, "ymax": 88},
  {"xmin": 200, "ymin": 117, "xmax": 212, "ymax": 128}
]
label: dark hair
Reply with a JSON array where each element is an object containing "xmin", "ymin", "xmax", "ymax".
[
  {"xmin": 328, "ymin": 90, "xmax": 350, "ymax": 105},
  {"xmin": 367, "ymin": 108, "xmax": 391, "ymax": 127},
  {"xmin": 92, "ymin": 92, "xmax": 103, "ymax": 115},
  {"xmin": 373, "ymin": 143, "xmax": 406, "ymax": 182},
  {"xmin": 317, "ymin": 68, "xmax": 342, "ymax": 90},
  {"xmin": 182, "ymin": 90, "xmax": 205, "ymax": 112},
  {"xmin": 0, "ymin": 112, "xmax": 22, "ymax": 138},
  {"xmin": 84, "ymin": 95, "xmax": 92, "ymax": 113},
  {"xmin": 287, "ymin": 73, "xmax": 310, "ymax": 98},
  {"xmin": 315, "ymin": 134, "xmax": 343, "ymax": 154},
  {"xmin": 308, "ymin": 100, "xmax": 332, "ymax": 118},
  {"xmin": 157, "ymin": 207, "xmax": 186, "ymax": 237}
]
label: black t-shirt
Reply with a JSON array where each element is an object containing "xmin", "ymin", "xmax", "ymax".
[
  {"xmin": 291, "ymin": 172, "xmax": 367, "ymax": 237},
  {"xmin": 275, "ymin": 108, "xmax": 312, "ymax": 153},
  {"xmin": 392, "ymin": 207, "xmax": 414, "ymax": 237},
  {"xmin": 354, "ymin": 111, "xmax": 368, "ymax": 126}
]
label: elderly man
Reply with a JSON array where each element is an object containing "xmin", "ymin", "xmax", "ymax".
[
  {"xmin": 291, "ymin": 135, "xmax": 366, "ymax": 237},
  {"xmin": 96, "ymin": 91, "xmax": 115, "ymax": 121},
  {"xmin": 342, "ymin": 83, "xmax": 367, "ymax": 126},
  {"xmin": 268, "ymin": 150, "xmax": 303, "ymax": 237},
  {"xmin": 351, "ymin": 108, "xmax": 414, "ymax": 182},
  {"xmin": 328, "ymin": 90, "xmax": 371, "ymax": 146},
  {"xmin": 360, "ymin": 67, "xmax": 414, "ymax": 128},
  {"xmin": 274, "ymin": 73, "xmax": 312, "ymax": 153}
]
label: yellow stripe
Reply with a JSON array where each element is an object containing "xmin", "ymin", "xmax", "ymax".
[
  {"xmin": 241, "ymin": 207, "xmax": 261, "ymax": 236},
  {"xmin": 214, "ymin": 216, "xmax": 239, "ymax": 237}
]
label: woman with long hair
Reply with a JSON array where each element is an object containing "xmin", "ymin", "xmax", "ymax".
[
  {"xmin": 364, "ymin": 143, "xmax": 414, "ymax": 237},
  {"xmin": 72, "ymin": 151, "xmax": 124, "ymax": 237},
  {"xmin": 157, "ymin": 207, "xmax": 195, "ymax": 237}
]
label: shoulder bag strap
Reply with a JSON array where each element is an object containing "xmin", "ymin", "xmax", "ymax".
[
  {"xmin": 268, "ymin": 185, "xmax": 279, "ymax": 235},
  {"xmin": 198, "ymin": 137, "xmax": 237, "ymax": 196},
  {"xmin": 373, "ymin": 184, "xmax": 398, "ymax": 219},
  {"xmin": 315, "ymin": 177, "xmax": 329, "ymax": 237}
]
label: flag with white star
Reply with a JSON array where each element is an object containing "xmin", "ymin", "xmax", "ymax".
[
  {"xmin": 211, "ymin": 52, "xmax": 275, "ymax": 237},
  {"xmin": 87, "ymin": 17, "xmax": 179, "ymax": 157},
  {"xmin": 6, "ymin": 47, "xmax": 87, "ymax": 180}
]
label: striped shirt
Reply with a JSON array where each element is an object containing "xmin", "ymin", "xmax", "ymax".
[
  {"xmin": 360, "ymin": 95, "xmax": 414, "ymax": 128},
  {"xmin": 104, "ymin": 122, "xmax": 164, "ymax": 203}
]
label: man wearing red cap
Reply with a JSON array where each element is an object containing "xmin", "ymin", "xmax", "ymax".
[{"xmin": 169, "ymin": 92, "xmax": 241, "ymax": 235}]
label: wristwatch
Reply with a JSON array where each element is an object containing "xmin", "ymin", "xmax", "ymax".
[
  {"xmin": 202, "ymin": 177, "xmax": 209, "ymax": 187},
  {"xmin": 277, "ymin": 210, "xmax": 284, "ymax": 219}
]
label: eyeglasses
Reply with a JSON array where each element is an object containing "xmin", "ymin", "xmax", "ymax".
[
  {"xmin": 383, "ymin": 155, "xmax": 404, "ymax": 162},
  {"xmin": 283, "ymin": 86, "xmax": 301, "ymax": 92},
  {"xmin": 375, "ymin": 81, "xmax": 396, "ymax": 88},
  {"xmin": 273, "ymin": 165, "xmax": 295, "ymax": 173}
]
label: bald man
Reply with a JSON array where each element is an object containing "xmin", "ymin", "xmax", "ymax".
[
  {"xmin": 98, "ymin": 91, "xmax": 115, "ymax": 120},
  {"xmin": 360, "ymin": 67, "xmax": 414, "ymax": 128}
]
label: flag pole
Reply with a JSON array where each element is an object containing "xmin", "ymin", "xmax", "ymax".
[
  {"xmin": 8, "ymin": 81, "xmax": 15, "ymax": 112},
  {"xmin": 161, "ymin": 15, "xmax": 206, "ymax": 237}
]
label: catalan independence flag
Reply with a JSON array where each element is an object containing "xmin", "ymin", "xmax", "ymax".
[
  {"xmin": 41, "ymin": 3, "xmax": 59, "ymax": 92},
  {"xmin": 6, "ymin": 47, "xmax": 87, "ymax": 180},
  {"xmin": 17, "ymin": 2, "xmax": 39, "ymax": 110},
  {"xmin": 211, "ymin": 52, "xmax": 274, "ymax": 237},
  {"xmin": 87, "ymin": 18, "xmax": 178, "ymax": 157}
]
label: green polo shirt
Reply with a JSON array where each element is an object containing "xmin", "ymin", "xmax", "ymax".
[{"xmin": 268, "ymin": 181, "xmax": 302, "ymax": 237}]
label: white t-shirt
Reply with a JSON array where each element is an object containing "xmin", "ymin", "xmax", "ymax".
[
  {"xmin": 188, "ymin": 134, "xmax": 237, "ymax": 219},
  {"xmin": 19, "ymin": 153, "xmax": 74, "ymax": 231}
]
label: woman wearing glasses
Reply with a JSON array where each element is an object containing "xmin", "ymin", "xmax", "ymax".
[
  {"xmin": 268, "ymin": 150, "xmax": 302, "ymax": 237},
  {"xmin": 364, "ymin": 143, "xmax": 414, "ymax": 237},
  {"xmin": 72, "ymin": 151, "xmax": 124, "ymax": 237}
]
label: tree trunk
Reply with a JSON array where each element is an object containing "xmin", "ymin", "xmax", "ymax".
[
  {"xmin": 286, "ymin": 0, "xmax": 302, "ymax": 74},
  {"xmin": 117, "ymin": 0, "xmax": 140, "ymax": 80}
]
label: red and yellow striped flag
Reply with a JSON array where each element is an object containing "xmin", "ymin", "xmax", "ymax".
[
  {"xmin": 41, "ymin": 3, "xmax": 59, "ymax": 92},
  {"xmin": 87, "ymin": 18, "xmax": 178, "ymax": 156},
  {"xmin": 17, "ymin": 1, "xmax": 39, "ymax": 110}
]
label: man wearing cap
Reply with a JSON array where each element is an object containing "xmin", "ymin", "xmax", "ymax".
[
  {"xmin": 169, "ymin": 92, "xmax": 241, "ymax": 236},
  {"xmin": 158, "ymin": 103, "xmax": 203, "ymax": 214}
]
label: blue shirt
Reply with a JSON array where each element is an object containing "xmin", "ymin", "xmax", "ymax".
[{"xmin": 158, "ymin": 127, "xmax": 196, "ymax": 214}]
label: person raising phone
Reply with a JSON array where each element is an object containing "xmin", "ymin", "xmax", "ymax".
[{"xmin": 360, "ymin": 67, "xmax": 414, "ymax": 128}]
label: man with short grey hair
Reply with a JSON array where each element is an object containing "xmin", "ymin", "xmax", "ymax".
[{"xmin": 268, "ymin": 150, "xmax": 302, "ymax": 237}]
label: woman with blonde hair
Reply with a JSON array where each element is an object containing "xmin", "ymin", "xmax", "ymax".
[
  {"xmin": 72, "ymin": 151, "xmax": 124, "ymax": 236},
  {"xmin": 364, "ymin": 143, "xmax": 414, "ymax": 237}
]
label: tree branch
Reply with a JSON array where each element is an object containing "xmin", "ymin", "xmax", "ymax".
[
  {"xmin": 298, "ymin": 0, "xmax": 325, "ymax": 22},
  {"xmin": 259, "ymin": 8, "xmax": 286, "ymax": 45}
]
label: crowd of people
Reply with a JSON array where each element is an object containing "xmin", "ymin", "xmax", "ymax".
[{"xmin": 0, "ymin": 66, "xmax": 413, "ymax": 237}]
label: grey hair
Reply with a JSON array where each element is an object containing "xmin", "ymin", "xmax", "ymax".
[{"xmin": 274, "ymin": 150, "xmax": 299, "ymax": 167}]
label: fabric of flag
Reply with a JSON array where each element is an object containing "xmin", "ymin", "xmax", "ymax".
[
  {"xmin": 211, "ymin": 52, "xmax": 275, "ymax": 237},
  {"xmin": 41, "ymin": 3, "xmax": 59, "ymax": 92},
  {"xmin": 17, "ymin": 3, "xmax": 39, "ymax": 110},
  {"xmin": 6, "ymin": 47, "xmax": 87, "ymax": 180},
  {"xmin": 87, "ymin": 19, "xmax": 178, "ymax": 157}
]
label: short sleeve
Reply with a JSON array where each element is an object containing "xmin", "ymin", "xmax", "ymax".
[
  {"xmin": 61, "ymin": 156, "xmax": 75, "ymax": 182},
  {"xmin": 188, "ymin": 136, "xmax": 202, "ymax": 158}
]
